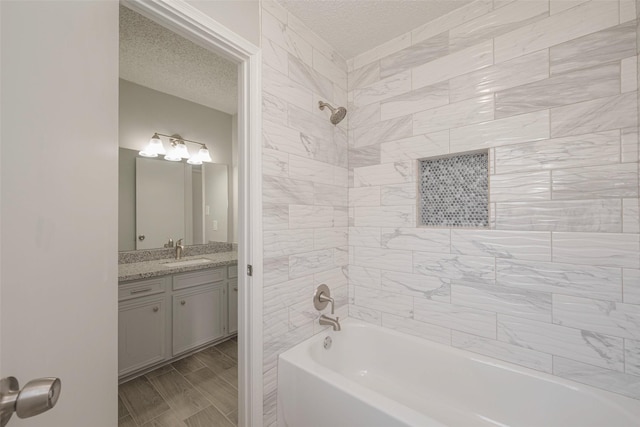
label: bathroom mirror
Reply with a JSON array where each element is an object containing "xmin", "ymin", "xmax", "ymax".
[{"xmin": 119, "ymin": 147, "xmax": 229, "ymax": 251}]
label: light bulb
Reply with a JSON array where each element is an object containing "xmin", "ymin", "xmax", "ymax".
[
  {"xmin": 149, "ymin": 134, "xmax": 166, "ymax": 155},
  {"xmin": 164, "ymin": 145, "xmax": 182, "ymax": 161},
  {"xmin": 175, "ymin": 142, "xmax": 190, "ymax": 159},
  {"xmin": 198, "ymin": 146, "xmax": 213, "ymax": 162}
]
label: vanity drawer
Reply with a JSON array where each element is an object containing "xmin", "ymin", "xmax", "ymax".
[
  {"xmin": 119, "ymin": 277, "xmax": 167, "ymax": 301},
  {"xmin": 228, "ymin": 265, "xmax": 238, "ymax": 279},
  {"xmin": 173, "ymin": 267, "xmax": 225, "ymax": 291}
]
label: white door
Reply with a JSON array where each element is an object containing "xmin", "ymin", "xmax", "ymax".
[
  {"xmin": 1, "ymin": 2, "xmax": 119, "ymax": 426},
  {"xmin": 136, "ymin": 158, "xmax": 186, "ymax": 249}
]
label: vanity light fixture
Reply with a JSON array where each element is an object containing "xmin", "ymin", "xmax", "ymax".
[{"xmin": 138, "ymin": 133, "xmax": 213, "ymax": 164}]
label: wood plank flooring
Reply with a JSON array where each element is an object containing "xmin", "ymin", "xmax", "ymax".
[{"xmin": 119, "ymin": 338, "xmax": 238, "ymax": 427}]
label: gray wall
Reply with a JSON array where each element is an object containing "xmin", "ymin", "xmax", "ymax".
[{"xmin": 118, "ymin": 79, "xmax": 233, "ymax": 250}]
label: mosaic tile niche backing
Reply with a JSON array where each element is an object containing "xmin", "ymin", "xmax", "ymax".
[{"xmin": 419, "ymin": 151, "xmax": 489, "ymax": 228}]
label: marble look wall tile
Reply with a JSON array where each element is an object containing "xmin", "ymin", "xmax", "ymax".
[
  {"xmin": 549, "ymin": 0, "xmax": 589, "ymax": 15},
  {"xmin": 497, "ymin": 314, "xmax": 624, "ymax": 371},
  {"xmin": 349, "ymin": 304, "xmax": 382, "ymax": 325},
  {"xmin": 314, "ymin": 183, "xmax": 348, "ymax": 207},
  {"xmin": 414, "ymin": 298, "xmax": 497, "ymax": 339},
  {"xmin": 262, "ymin": 37, "xmax": 289, "ymax": 75},
  {"xmin": 289, "ymin": 155, "xmax": 342, "ymax": 186},
  {"xmin": 286, "ymin": 12, "xmax": 340, "ymax": 66},
  {"xmin": 449, "ymin": 0, "xmax": 549, "ymax": 52},
  {"xmin": 352, "ymin": 286, "xmax": 413, "ymax": 317},
  {"xmin": 453, "ymin": 330, "xmax": 553, "ymax": 373},
  {"xmin": 553, "ymin": 356, "xmax": 640, "ymax": 399},
  {"xmin": 381, "ymin": 82, "xmax": 449, "ymax": 121},
  {"xmin": 625, "ymin": 339, "xmax": 640, "ymax": 376},
  {"xmin": 348, "ymin": 103, "xmax": 380, "ymax": 130},
  {"xmin": 549, "ymin": 21, "xmax": 636, "ymax": 75},
  {"xmin": 263, "ymin": 204, "xmax": 289, "ymax": 231},
  {"xmin": 333, "ymin": 209, "xmax": 349, "ymax": 229},
  {"xmin": 381, "ymin": 183, "xmax": 417, "ymax": 206},
  {"xmin": 495, "ymin": 199, "xmax": 622, "ymax": 233},
  {"xmin": 552, "ymin": 232, "xmax": 640, "ymax": 269},
  {"xmin": 380, "ymin": 131, "xmax": 449, "ymax": 163},
  {"xmin": 551, "ymin": 92, "xmax": 638, "ymax": 138},
  {"xmin": 263, "ymin": 306, "xmax": 289, "ymax": 344},
  {"xmin": 449, "ymin": 49, "xmax": 549, "ymax": 103},
  {"xmin": 288, "ymin": 300, "xmax": 316, "ymax": 330},
  {"xmin": 620, "ymin": 0, "xmax": 637, "ymax": 22},
  {"xmin": 622, "ymin": 56, "xmax": 638, "ymax": 93},
  {"xmin": 490, "ymin": 171, "xmax": 551, "ymax": 202},
  {"xmin": 264, "ymin": 229, "xmax": 314, "ymax": 258},
  {"xmin": 349, "ymin": 186, "xmax": 380, "ymax": 207},
  {"xmin": 262, "ymin": 0, "xmax": 287, "ymax": 23},
  {"xmin": 288, "ymin": 55, "xmax": 334, "ymax": 101},
  {"xmin": 495, "ymin": 63, "xmax": 621, "ymax": 119},
  {"xmin": 313, "ymin": 50, "xmax": 347, "ymax": 90},
  {"xmin": 496, "ymin": 259, "xmax": 622, "ymax": 301},
  {"xmin": 261, "ymin": 10, "xmax": 313, "ymax": 65},
  {"xmin": 354, "ymin": 205, "xmax": 414, "ymax": 228},
  {"xmin": 451, "ymin": 110, "xmax": 550, "ymax": 153},
  {"xmin": 314, "ymin": 266, "xmax": 349, "ymax": 289},
  {"xmin": 262, "ymin": 120, "xmax": 306, "ymax": 158},
  {"xmin": 380, "ymin": 31, "xmax": 449, "ymax": 79},
  {"xmin": 381, "ymin": 228, "xmax": 450, "ymax": 252},
  {"xmin": 450, "ymin": 230, "xmax": 551, "ymax": 262},
  {"xmin": 413, "ymin": 95, "xmax": 494, "ymax": 136},
  {"xmin": 289, "ymin": 248, "xmax": 335, "ymax": 278},
  {"xmin": 263, "ymin": 276, "xmax": 312, "ymax": 316},
  {"xmin": 623, "ymin": 269, "xmax": 640, "ymax": 304},
  {"xmin": 263, "ymin": 323, "xmax": 313, "ymax": 373},
  {"xmin": 553, "ymin": 294, "xmax": 640, "ymax": 340},
  {"xmin": 494, "ymin": 131, "xmax": 621, "ymax": 174},
  {"xmin": 551, "ymin": 163, "xmax": 639, "ymax": 200},
  {"xmin": 288, "ymin": 104, "xmax": 334, "ymax": 141},
  {"xmin": 352, "ymin": 115, "xmax": 413, "ymax": 148},
  {"xmin": 411, "ymin": 0, "xmax": 493, "ymax": 45},
  {"xmin": 382, "ymin": 312, "xmax": 451, "ymax": 345},
  {"xmin": 314, "ymin": 228, "xmax": 348, "ymax": 250},
  {"xmin": 348, "ymin": 144, "xmax": 381, "ymax": 169},
  {"xmin": 494, "ymin": 0, "xmax": 619, "ymax": 64},
  {"xmin": 354, "ymin": 161, "xmax": 413, "ymax": 187},
  {"xmin": 412, "ymin": 40, "xmax": 494, "ymax": 90},
  {"xmin": 263, "ymin": 175, "xmax": 314, "ymax": 205},
  {"xmin": 263, "ymin": 148, "xmax": 289, "ymax": 178},
  {"xmin": 413, "ymin": 252, "xmax": 496, "ymax": 284},
  {"xmin": 621, "ymin": 127, "xmax": 639, "ymax": 163},
  {"xmin": 452, "ymin": 281, "xmax": 552, "ymax": 322},
  {"xmin": 289, "ymin": 205, "xmax": 334, "ymax": 229},
  {"xmin": 263, "ymin": 91, "xmax": 288, "ymax": 126},
  {"xmin": 353, "ymin": 32, "xmax": 411, "ymax": 70},
  {"xmin": 352, "ymin": 247, "xmax": 413, "ymax": 273},
  {"xmin": 348, "ymin": 62, "xmax": 380, "ymax": 92},
  {"xmin": 623, "ymin": 199, "xmax": 640, "ymax": 233},
  {"xmin": 263, "ymin": 65, "xmax": 312, "ymax": 112},
  {"xmin": 348, "ymin": 265, "xmax": 381, "ymax": 288},
  {"xmin": 381, "ymin": 271, "xmax": 450, "ymax": 302},
  {"xmin": 349, "ymin": 227, "xmax": 381, "ymax": 248},
  {"xmin": 353, "ymin": 70, "xmax": 411, "ymax": 107},
  {"xmin": 263, "ymin": 256, "xmax": 289, "ymax": 287}
]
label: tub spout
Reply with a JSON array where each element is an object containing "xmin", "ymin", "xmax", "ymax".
[{"xmin": 319, "ymin": 314, "xmax": 341, "ymax": 331}]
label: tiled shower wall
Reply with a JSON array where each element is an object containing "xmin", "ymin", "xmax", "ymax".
[
  {"xmin": 260, "ymin": 1, "xmax": 349, "ymax": 424},
  {"xmin": 348, "ymin": 0, "xmax": 640, "ymax": 401}
]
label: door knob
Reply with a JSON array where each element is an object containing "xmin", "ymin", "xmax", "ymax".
[{"xmin": 0, "ymin": 376, "xmax": 61, "ymax": 426}]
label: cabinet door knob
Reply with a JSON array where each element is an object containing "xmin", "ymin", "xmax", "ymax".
[
  {"xmin": 152, "ymin": 306, "xmax": 159, "ymax": 312},
  {"xmin": 180, "ymin": 300, "xmax": 186, "ymax": 306}
]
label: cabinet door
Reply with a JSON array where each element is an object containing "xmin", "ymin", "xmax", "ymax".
[
  {"xmin": 228, "ymin": 279, "xmax": 238, "ymax": 334},
  {"xmin": 119, "ymin": 296, "xmax": 166, "ymax": 376},
  {"xmin": 172, "ymin": 283, "xmax": 225, "ymax": 355}
]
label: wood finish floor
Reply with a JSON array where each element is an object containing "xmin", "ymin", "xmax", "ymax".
[{"xmin": 119, "ymin": 338, "xmax": 238, "ymax": 427}]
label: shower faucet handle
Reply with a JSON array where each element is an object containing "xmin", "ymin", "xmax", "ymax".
[{"xmin": 313, "ymin": 284, "xmax": 335, "ymax": 314}]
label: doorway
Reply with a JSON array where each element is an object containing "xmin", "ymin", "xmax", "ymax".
[{"xmin": 117, "ymin": 1, "xmax": 263, "ymax": 425}]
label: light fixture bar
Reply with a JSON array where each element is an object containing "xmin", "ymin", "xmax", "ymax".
[
  {"xmin": 154, "ymin": 133, "xmax": 208, "ymax": 149},
  {"xmin": 139, "ymin": 132, "xmax": 213, "ymax": 163}
]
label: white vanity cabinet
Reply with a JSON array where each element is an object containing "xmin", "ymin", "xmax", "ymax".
[
  {"xmin": 118, "ymin": 264, "xmax": 237, "ymax": 378},
  {"xmin": 172, "ymin": 270, "xmax": 226, "ymax": 355},
  {"xmin": 118, "ymin": 277, "xmax": 170, "ymax": 377}
]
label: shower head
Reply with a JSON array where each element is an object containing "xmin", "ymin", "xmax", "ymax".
[{"xmin": 319, "ymin": 101, "xmax": 347, "ymax": 125}]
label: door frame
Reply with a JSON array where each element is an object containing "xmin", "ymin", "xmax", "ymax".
[{"xmin": 120, "ymin": 1, "xmax": 263, "ymax": 425}]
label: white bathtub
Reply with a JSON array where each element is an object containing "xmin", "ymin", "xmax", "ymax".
[{"xmin": 277, "ymin": 319, "xmax": 640, "ymax": 427}]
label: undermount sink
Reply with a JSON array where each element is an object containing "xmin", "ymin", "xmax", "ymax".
[{"xmin": 162, "ymin": 258, "xmax": 212, "ymax": 268}]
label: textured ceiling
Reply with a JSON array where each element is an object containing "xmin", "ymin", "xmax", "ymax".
[
  {"xmin": 119, "ymin": 6, "xmax": 238, "ymax": 115},
  {"xmin": 278, "ymin": 0, "xmax": 473, "ymax": 59}
]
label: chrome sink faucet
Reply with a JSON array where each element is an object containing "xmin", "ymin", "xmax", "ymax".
[
  {"xmin": 175, "ymin": 239, "xmax": 184, "ymax": 259},
  {"xmin": 314, "ymin": 284, "xmax": 341, "ymax": 331}
]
